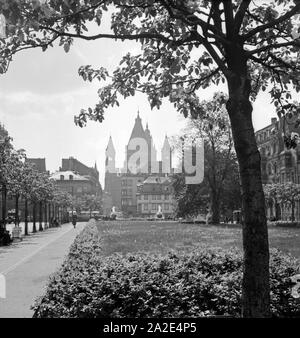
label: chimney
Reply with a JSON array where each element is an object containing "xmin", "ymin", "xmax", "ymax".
[{"xmin": 271, "ymin": 117, "xmax": 277, "ymax": 124}]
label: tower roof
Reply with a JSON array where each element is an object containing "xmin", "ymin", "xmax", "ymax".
[
  {"xmin": 129, "ymin": 111, "xmax": 145, "ymax": 141},
  {"xmin": 106, "ymin": 136, "xmax": 116, "ymax": 154},
  {"xmin": 162, "ymin": 135, "xmax": 171, "ymax": 149}
]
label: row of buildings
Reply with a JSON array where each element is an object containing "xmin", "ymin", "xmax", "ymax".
[{"xmin": 1, "ymin": 123, "xmax": 102, "ymax": 216}]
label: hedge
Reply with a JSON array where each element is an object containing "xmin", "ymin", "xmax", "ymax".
[{"xmin": 32, "ymin": 222, "xmax": 300, "ymax": 318}]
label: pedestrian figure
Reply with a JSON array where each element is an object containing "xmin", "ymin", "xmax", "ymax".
[{"xmin": 72, "ymin": 213, "xmax": 77, "ymax": 228}]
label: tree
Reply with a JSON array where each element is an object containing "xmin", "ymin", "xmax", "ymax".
[
  {"xmin": 0, "ymin": 136, "xmax": 13, "ymax": 229},
  {"xmin": 2, "ymin": 0, "xmax": 300, "ymax": 317},
  {"xmin": 172, "ymin": 172, "xmax": 209, "ymax": 218},
  {"xmin": 183, "ymin": 92, "xmax": 237, "ymax": 223},
  {"xmin": 265, "ymin": 182, "xmax": 300, "ymax": 222},
  {"xmin": 6, "ymin": 149, "xmax": 26, "ymax": 226},
  {"xmin": 264, "ymin": 183, "xmax": 281, "ymax": 221},
  {"xmin": 172, "ymin": 93, "xmax": 241, "ymax": 222},
  {"xmin": 20, "ymin": 162, "xmax": 38, "ymax": 235},
  {"xmin": 52, "ymin": 189, "xmax": 72, "ymax": 224}
]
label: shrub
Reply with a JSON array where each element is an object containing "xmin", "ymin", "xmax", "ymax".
[
  {"xmin": 32, "ymin": 222, "xmax": 300, "ymax": 318},
  {"xmin": 275, "ymin": 221, "xmax": 299, "ymax": 227}
]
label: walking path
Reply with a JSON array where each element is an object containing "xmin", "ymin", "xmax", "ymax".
[{"xmin": 0, "ymin": 221, "xmax": 86, "ymax": 318}]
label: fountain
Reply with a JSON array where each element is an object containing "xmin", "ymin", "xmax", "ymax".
[
  {"xmin": 110, "ymin": 206, "xmax": 117, "ymax": 220},
  {"xmin": 156, "ymin": 205, "xmax": 163, "ymax": 219}
]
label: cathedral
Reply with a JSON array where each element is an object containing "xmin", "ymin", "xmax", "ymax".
[{"xmin": 103, "ymin": 112, "xmax": 175, "ymax": 217}]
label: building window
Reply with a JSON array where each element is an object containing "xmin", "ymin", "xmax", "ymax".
[
  {"xmin": 144, "ymin": 204, "xmax": 148, "ymax": 211},
  {"xmin": 127, "ymin": 179, "xmax": 132, "ymax": 186},
  {"xmin": 144, "ymin": 194, "xmax": 148, "ymax": 200},
  {"xmin": 165, "ymin": 203, "xmax": 169, "ymax": 210},
  {"xmin": 60, "ymin": 175, "xmax": 64, "ymax": 180},
  {"xmin": 151, "ymin": 203, "xmax": 156, "ymax": 210},
  {"xmin": 69, "ymin": 175, "xmax": 73, "ymax": 180},
  {"xmin": 77, "ymin": 187, "xmax": 82, "ymax": 193},
  {"xmin": 152, "ymin": 195, "xmax": 156, "ymax": 200},
  {"xmin": 121, "ymin": 189, "xmax": 127, "ymax": 196},
  {"xmin": 164, "ymin": 195, "xmax": 169, "ymax": 200}
]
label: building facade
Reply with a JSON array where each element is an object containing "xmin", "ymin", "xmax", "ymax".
[
  {"xmin": 104, "ymin": 112, "xmax": 174, "ymax": 217},
  {"xmin": 137, "ymin": 176, "xmax": 175, "ymax": 217},
  {"xmin": 256, "ymin": 116, "xmax": 300, "ymax": 221},
  {"xmin": 50, "ymin": 158, "xmax": 102, "ymax": 213}
]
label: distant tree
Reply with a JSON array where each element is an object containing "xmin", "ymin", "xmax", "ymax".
[
  {"xmin": 20, "ymin": 162, "xmax": 38, "ymax": 235},
  {"xmin": 0, "ymin": 136, "xmax": 13, "ymax": 228},
  {"xmin": 52, "ymin": 189, "xmax": 72, "ymax": 223},
  {"xmin": 3, "ymin": 0, "xmax": 300, "ymax": 317},
  {"xmin": 172, "ymin": 173, "xmax": 209, "ymax": 218},
  {"xmin": 172, "ymin": 92, "xmax": 241, "ymax": 223},
  {"xmin": 6, "ymin": 149, "xmax": 26, "ymax": 226},
  {"xmin": 263, "ymin": 184, "xmax": 281, "ymax": 221},
  {"xmin": 264, "ymin": 183, "xmax": 300, "ymax": 221},
  {"xmin": 276, "ymin": 183, "xmax": 300, "ymax": 221}
]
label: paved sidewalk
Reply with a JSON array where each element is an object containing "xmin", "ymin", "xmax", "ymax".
[{"xmin": 0, "ymin": 222, "xmax": 87, "ymax": 318}]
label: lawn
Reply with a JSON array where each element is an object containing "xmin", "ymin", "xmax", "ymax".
[{"xmin": 95, "ymin": 220, "xmax": 300, "ymax": 259}]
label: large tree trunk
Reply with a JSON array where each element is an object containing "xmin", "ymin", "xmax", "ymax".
[
  {"xmin": 1, "ymin": 184, "xmax": 7, "ymax": 230},
  {"xmin": 24, "ymin": 199, "xmax": 28, "ymax": 236},
  {"xmin": 210, "ymin": 189, "xmax": 220, "ymax": 224},
  {"xmin": 44, "ymin": 203, "xmax": 48, "ymax": 229},
  {"xmin": 225, "ymin": 60, "xmax": 270, "ymax": 317},
  {"xmin": 48, "ymin": 203, "xmax": 52, "ymax": 227},
  {"xmin": 275, "ymin": 202, "xmax": 280, "ymax": 221},
  {"xmin": 15, "ymin": 194, "xmax": 19, "ymax": 226},
  {"xmin": 291, "ymin": 200, "xmax": 295, "ymax": 222},
  {"xmin": 39, "ymin": 201, "xmax": 43, "ymax": 231},
  {"xmin": 32, "ymin": 202, "xmax": 37, "ymax": 233}
]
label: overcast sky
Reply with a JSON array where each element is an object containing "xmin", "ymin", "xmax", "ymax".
[{"xmin": 0, "ymin": 20, "xmax": 279, "ymax": 187}]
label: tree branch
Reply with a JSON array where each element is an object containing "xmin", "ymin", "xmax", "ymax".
[
  {"xmin": 234, "ymin": 0, "xmax": 251, "ymax": 34},
  {"xmin": 242, "ymin": 2, "xmax": 300, "ymax": 41},
  {"xmin": 39, "ymin": 25, "xmax": 173, "ymax": 44},
  {"xmin": 246, "ymin": 40, "xmax": 300, "ymax": 55}
]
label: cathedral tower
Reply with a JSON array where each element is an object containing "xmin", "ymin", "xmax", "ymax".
[
  {"xmin": 161, "ymin": 135, "xmax": 172, "ymax": 174},
  {"xmin": 126, "ymin": 111, "xmax": 150, "ymax": 173}
]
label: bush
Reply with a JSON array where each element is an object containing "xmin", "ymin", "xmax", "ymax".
[
  {"xmin": 32, "ymin": 222, "xmax": 300, "ymax": 318},
  {"xmin": 275, "ymin": 221, "xmax": 299, "ymax": 228}
]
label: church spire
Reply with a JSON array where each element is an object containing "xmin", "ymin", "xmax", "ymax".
[
  {"xmin": 105, "ymin": 135, "xmax": 116, "ymax": 173},
  {"xmin": 128, "ymin": 111, "xmax": 145, "ymax": 141},
  {"xmin": 161, "ymin": 135, "xmax": 172, "ymax": 174}
]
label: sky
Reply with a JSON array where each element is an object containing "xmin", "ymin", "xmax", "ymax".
[{"xmin": 0, "ymin": 16, "xmax": 280, "ymax": 187}]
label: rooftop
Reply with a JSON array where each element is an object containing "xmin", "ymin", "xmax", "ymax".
[{"xmin": 50, "ymin": 170, "xmax": 89, "ymax": 181}]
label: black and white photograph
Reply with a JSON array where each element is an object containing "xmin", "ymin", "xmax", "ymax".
[{"xmin": 0, "ymin": 0, "xmax": 300, "ymax": 329}]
